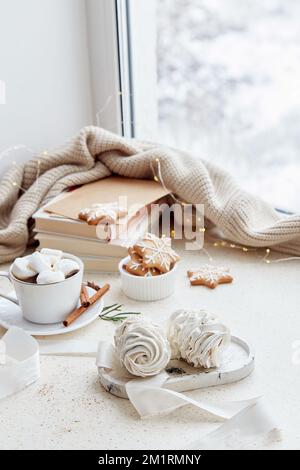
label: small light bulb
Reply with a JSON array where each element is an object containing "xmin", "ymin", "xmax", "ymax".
[
  {"xmin": 266, "ymin": 260, "xmax": 271, "ymax": 264},
  {"xmin": 243, "ymin": 247, "xmax": 248, "ymax": 252},
  {"xmin": 266, "ymin": 249, "xmax": 270, "ymax": 254},
  {"xmin": 154, "ymin": 176, "xmax": 159, "ymax": 182},
  {"xmin": 213, "ymin": 242, "xmax": 219, "ymax": 247},
  {"xmin": 230, "ymin": 244, "xmax": 236, "ymax": 248}
]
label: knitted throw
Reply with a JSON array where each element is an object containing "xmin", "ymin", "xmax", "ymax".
[{"xmin": 0, "ymin": 126, "xmax": 300, "ymax": 263}]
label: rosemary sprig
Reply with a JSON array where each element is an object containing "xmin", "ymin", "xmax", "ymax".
[{"xmin": 99, "ymin": 304, "xmax": 141, "ymax": 323}]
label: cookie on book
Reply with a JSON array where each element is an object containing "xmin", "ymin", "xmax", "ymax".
[
  {"xmin": 188, "ymin": 265, "xmax": 233, "ymax": 289},
  {"xmin": 134, "ymin": 233, "xmax": 180, "ymax": 273},
  {"xmin": 124, "ymin": 251, "xmax": 160, "ymax": 277},
  {"xmin": 78, "ymin": 202, "xmax": 127, "ymax": 226}
]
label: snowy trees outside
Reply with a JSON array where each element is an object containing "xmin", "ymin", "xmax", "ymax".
[{"xmin": 157, "ymin": 0, "xmax": 300, "ymax": 211}]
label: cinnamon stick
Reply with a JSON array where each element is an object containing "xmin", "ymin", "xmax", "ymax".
[
  {"xmin": 87, "ymin": 281, "xmax": 101, "ymax": 291},
  {"xmin": 80, "ymin": 284, "xmax": 90, "ymax": 308},
  {"xmin": 63, "ymin": 283, "xmax": 110, "ymax": 327}
]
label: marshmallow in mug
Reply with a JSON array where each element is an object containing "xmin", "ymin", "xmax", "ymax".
[
  {"xmin": 53, "ymin": 259, "xmax": 81, "ymax": 278},
  {"xmin": 11, "ymin": 249, "xmax": 80, "ymax": 285},
  {"xmin": 28, "ymin": 251, "xmax": 52, "ymax": 273},
  {"xmin": 37, "ymin": 270, "xmax": 65, "ymax": 285},
  {"xmin": 40, "ymin": 248, "xmax": 63, "ymax": 265},
  {"xmin": 11, "ymin": 257, "xmax": 37, "ymax": 281}
]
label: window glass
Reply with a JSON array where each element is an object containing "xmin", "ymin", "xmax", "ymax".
[{"xmin": 157, "ymin": 0, "xmax": 300, "ymax": 211}]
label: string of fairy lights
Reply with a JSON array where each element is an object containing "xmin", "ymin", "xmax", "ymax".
[
  {"xmin": 1, "ymin": 146, "xmax": 49, "ymax": 194},
  {"xmin": 151, "ymin": 157, "xmax": 300, "ymax": 266}
]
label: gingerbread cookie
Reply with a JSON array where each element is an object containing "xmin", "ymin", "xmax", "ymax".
[
  {"xmin": 79, "ymin": 203, "xmax": 127, "ymax": 226},
  {"xmin": 188, "ymin": 265, "xmax": 233, "ymax": 289},
  {"xmin": 134, "ymin": 233, "xmax": 180, "ymax": 273},
  {"xmin": 124, "ymin": 251, "xmax": 160, "ymax": 277}
]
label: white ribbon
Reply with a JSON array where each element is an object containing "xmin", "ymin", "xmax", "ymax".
[
  {"xmin": 0, "ymin": 333, "xmax": 281, "ymax": 449},
  {"xmin": 38, "ymin": 339, "xmax": 98, "ymax": 357},
  {"xmin": 0, "ymin": 328, "xmax": 40, "ymax": 400},
  {"xmin": 96, "ymin": 341, "xmax": 281, "ymax": 449}
]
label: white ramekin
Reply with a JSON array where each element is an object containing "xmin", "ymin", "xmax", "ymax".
[{"xmin": 119, "ymin": 256, "xmax": 178, "ymax": 302}]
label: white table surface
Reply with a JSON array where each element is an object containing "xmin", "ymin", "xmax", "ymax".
[{"xmin": 0, "ymin": 241, "xmax": 299, "ymax": 450}]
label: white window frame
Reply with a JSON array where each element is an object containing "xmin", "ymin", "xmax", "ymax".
[
  {"xmin": 127, "ymin": 0, "xmax": 158, "ymax": 141},
  {"xmin": 85, "ymin": 0, "xmax": 158, "ymax": 140}
]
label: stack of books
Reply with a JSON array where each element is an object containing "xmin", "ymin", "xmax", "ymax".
[{"xmin": 33, "ymin": 177, "xmax": 169, "ymax": 272}]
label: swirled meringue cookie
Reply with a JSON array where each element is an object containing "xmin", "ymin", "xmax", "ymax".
[
  {"xmin": 167, "ymin": 309, "xmax": 230, "ymax": 369},
  {"xmin": 114, "ymin": 317, "xmax": 171, "ymax": 377}
]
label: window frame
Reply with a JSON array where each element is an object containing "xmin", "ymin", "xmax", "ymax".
[{"xmin": 86, "ymin": 0, "xmax": 158, "ymax": 140}]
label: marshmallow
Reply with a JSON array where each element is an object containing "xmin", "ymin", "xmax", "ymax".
[
  {"xmin": 28, "ymin": 252, "xmax": 52, "ymax": 274},
  {"xmin": 12, "ymin": 257, "xmax": 37, "ymax": 281},
  {"xmin": 37, "ymin": 270, "xmax": 65, "ymax": 285},
  {"xmin": 40, "ymin": 248, "xmax": 63, "ymax": 265},
  {"xmin": 53, "ymin": 259, "xmax": 80, "ymax": 277}
]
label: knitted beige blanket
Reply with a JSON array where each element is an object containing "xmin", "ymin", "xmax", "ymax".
[{"xmin": 1, "ymin": 126, "xmax": 300, "ymax": 263}]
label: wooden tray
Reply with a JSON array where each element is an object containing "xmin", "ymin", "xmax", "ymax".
[{"xmin": 98, "ymin": 336, "xmax": 255, "ymax": 399}]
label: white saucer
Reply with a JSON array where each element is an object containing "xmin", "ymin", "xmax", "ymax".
[{"xmin": 0, "ymin": 287, "xmax": 104, "ymax": 336}]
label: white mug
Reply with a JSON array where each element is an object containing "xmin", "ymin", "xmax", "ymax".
[{"xmin": 0, "ymin": 253, "xmax": 83, "ymax": 324}]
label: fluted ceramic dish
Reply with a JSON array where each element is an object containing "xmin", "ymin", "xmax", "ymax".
[
  {"xmin": 119, "ymin": 256, "xmax": 178, "ymax": 301},
  {"xmin": 98, "ymin": 335, "xmax": 254, "ymax": 399}
]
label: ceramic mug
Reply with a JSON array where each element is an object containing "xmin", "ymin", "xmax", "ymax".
[{"xmin": 0, "ymin": 253, "xmax": 83, "ymax": 324}]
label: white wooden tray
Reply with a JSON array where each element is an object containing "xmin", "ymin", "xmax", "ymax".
[{"xmin": 98, "ymin": 336, "xmax": 255, "ymax": 399}]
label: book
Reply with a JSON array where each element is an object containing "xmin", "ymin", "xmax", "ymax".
[
  {"xmin": 34, "ymin": 232, "xmax": 128, "ymax": 258},
  {"xmin": 32, "ymin": 244, "xmax": 121, "ymax": 273},
  {"xmin": 34, "ymin": 204, "xmax": 150, "ymax": 260},
  {"xmin": 33, "ymin": 206, "xmax": 147, "ymax": 242},
  {"xmin": 45, "ymin": 176, "xmax": 170, "ymax": 221},
  {"xmin": 78, "ymin": 255, "xmax": 120, "ymax": 273},
  {"xmin": 33, "ymin": 178, "xmax": 169, "ymax": 241}
]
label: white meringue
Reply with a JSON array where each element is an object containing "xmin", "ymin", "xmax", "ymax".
[
  {"xmin": 28, "ymin": 252, "xmax": 52, "ymax": 274},
  {"xmin": 167, "ymin": 309, "xmax": 230, "ymax": 369},
  {"xmin": 37, "ymin": 270, "xmax": 65, "ymax": 285},
  {"xmin": 12, "ymin": 257, "xmax": 37, "ymax": 280},
  {"xmin": 53, "ymin": 259, "xmax": 80, "ymax": 277},
  {"xmin": 114, "ymin": 317, "xmax": 171, "ymax": 377}
]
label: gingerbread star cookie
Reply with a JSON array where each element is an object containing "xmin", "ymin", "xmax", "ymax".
[
  {"xmin": 79, "ymin": 203, "xmax": 127, "ymax": 226},
  {"xmin": 124, "ymin": 251, "xmax": 160, "ymax": 277},
  {"xmin": 134, "ymin": 233, "xmax": 180, "ymax": 273},
  {"xmin": 188, "ymin": 265, "xmax": 233, "ymax": 289}
]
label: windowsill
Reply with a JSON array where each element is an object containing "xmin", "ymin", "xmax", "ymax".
[{"xmin": 0, "ymin": 241, "xmax": 298, "ymax": 449}]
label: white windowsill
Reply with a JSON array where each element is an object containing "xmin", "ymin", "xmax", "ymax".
[{"xmin": 0, "ymin": 241, "xmax": 298, "ymax": 449}]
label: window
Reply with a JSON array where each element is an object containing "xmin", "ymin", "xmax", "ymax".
[
  {"xmin": 127, "ymin": 0, "xmax": 300, "ymax": 212},
  {"xmin": 1, "ymin": 0, "xmax": 299, "ymax": 213}
]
